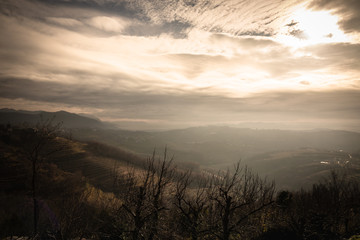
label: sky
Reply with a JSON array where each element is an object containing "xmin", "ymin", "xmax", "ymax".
[{"xmin": 0, "ymin": 0, "xmax": 360, "ymax": 131}]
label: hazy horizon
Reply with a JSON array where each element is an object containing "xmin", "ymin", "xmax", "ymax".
[
  {"xmin": 1, "ymin": 0, "xmax": 360, "ymax": 131},
  {"xmin": 2, "ymin": 107, "xmax": 360, "ymax": 133}
]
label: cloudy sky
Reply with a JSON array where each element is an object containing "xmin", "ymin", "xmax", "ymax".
[{"xmin": 1, "ymin": 0, "xmax": 360, "ymax": 131}]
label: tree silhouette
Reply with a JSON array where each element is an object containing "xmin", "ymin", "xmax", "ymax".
[
  {"xmin": 20, "ymin": 119, "xmax": 63, "ymax": 237},
  {"xmin": 173, "ymin": 170, "xmax": 211, "ymax": 240},
  {"xmin": 115, "ymin": 149, "xmax": 175, "ymax": 240},
  {"xmin": 208, "ymin": 162, "xmax": 275, "ymax": 240}
]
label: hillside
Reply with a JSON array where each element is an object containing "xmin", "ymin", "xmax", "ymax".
[
  {"xmin": 246, "ymin": 148, "xmax": 360, "ymax": 189},
  {"xmin": 1, "ymin": 124, "xmax": 360, "ymax": 239},
  {"xmin": 0, "ymin": 124, "xmax": 197, "ymax": 193},
  {"xmin": 0, "ymin": 125, "xmax": 138, "ymax": 239},
  {"xmin": 2, "ymin": 109, "xmax": 360, "ymax": 190}
]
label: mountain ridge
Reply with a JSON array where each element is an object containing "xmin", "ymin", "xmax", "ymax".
[{"xmin": 0, "ymin": 108, "xmax": 114, "ymax": 129}]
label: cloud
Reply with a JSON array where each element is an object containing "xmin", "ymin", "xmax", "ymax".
[
  {"xmin": 2, "ymin": 5, "xmax": 358, "ymax": 97},
  {"xmin": 168, "ymin": 33, "xmax": 360, "ymax": 87},
  {"xmin": 1, "ymin": 77, "xmax": 359, "ymax": 130},
  {"xmin": 128, "ymin": 0, "xmax": 299, "ymax": 36},
  {"xmin": 1, "ymin": 0, "xmax": 360, "ymax": 131},
  {"xmin": 86, "ymin": 16, "xmax": 128, "ymax": 33},
  {"xmin": 304, "ymin": 42, "xmax": 360, "ymax": 73},
  {"xmin": 286, "ymin": 20, "xmax": 298, "ymax": 27},
  {"xmin": 123, "ymin": 20, "xmax": 191, "ymax": 38},
  {"xmin": 289, "ymin": 29, "xmax": 308, "ymax": 39},
  {"xmin": 37, "ymin": 0, "xmax": 299, "ymax": 37},
  {"xmin": 300, "ymin": 81, "xmax": 310, "ymax": 85},
  {"xmin": 209, "ymin": 33, "xmax": 280, "ymax": 49},
  {"xmin": 308, "ymin": 0, "xmax": 360, "ymax": 34},
  {"xmin": 47, "ymin": 17, "xmax": 83, "ymax": 27}
]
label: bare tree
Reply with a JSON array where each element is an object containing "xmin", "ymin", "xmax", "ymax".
[
  {"xmin": 282, "ymin": 171, "xmax": 360, "ymax": 239},
  {"xmin": 56, "ymin": 182, "xmax": 92, "ymax": 240},
  {"xmin": 21, "ymin": 119, "xmax": 64, "ymax": 237},
  {"xmin": 173, "ymin": 171, "xmax": 211, "ymax": 240},
  {"xmin": 115, "ymin": 149, "xmax": 175, "ymax": 240},
  {"xmin": 208, "ymin": 162, "xmax": 275, "ymax": 240},
  {"xmin": 147, "ymin": 150, "xmax": 175, "ymax": 240}
]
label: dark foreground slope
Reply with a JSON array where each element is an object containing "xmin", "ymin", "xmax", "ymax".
[{"xmin": 0, "ymin": 124, "xmax": 156, "ymax": 239}]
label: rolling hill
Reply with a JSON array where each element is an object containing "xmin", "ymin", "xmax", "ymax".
[{"xmin": 1, "ymin": 109, "xmax": 360, "ymax": 189}]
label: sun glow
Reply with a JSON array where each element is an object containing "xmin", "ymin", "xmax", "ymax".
[{"xmin": 278, "ymin": 8, "xmax": 349, "ymax": 48}]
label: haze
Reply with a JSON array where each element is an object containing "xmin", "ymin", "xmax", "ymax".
[{"xmin": 1, "ymin": 0, "xmax": 360, "ymax": 131}]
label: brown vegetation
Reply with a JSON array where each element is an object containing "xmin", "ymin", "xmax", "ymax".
[{"xmin": 1, "ymin": 124, "xmax": 360, "ymax": 240}]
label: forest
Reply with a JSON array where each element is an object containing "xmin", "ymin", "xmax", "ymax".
[{"xmin": 1, "ymin": 123, "xmax": 360, "ymax": 240}]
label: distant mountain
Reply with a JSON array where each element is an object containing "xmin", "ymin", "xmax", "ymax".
[
  {"xmin": 0, "ymin": 109, "xmax": 112, "ymax": 129},
  {"xmin": 72, "ymin": 125, "xmax": 360, "ymax": 163}
]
